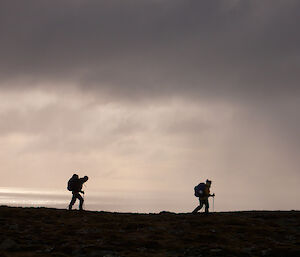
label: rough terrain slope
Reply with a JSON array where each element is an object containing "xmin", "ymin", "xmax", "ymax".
[{"xmin": 0, "ymin": 206, "xmax": 299, "ymax": 256}]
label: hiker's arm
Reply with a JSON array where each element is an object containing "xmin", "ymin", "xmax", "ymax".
[{"xmin": 80, "ymin": 190, "xmax": 84, "ymax": 194}]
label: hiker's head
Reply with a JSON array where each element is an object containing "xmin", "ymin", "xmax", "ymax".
[
  {"xmin": 206, "ymin": 179, "xmax": 212, "ymax": 187},
  {"xmin": 83, "ymin": 176, "xmax": 89, "ymax": 182},
  {"xmin": 73, "ymin": 174, "xmax": 79, "ymax": 179}
]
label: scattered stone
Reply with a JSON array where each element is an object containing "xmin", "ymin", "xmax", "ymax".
[
  {"xmin": 36, "ymin": 246, "xmax": 53, "ymax": 254},
  {"xmin": 210, "ymin": 248, "xmax": 222, "ymax": 253},
  {"xmin": 159, "ymin": 211, "xmax": 175, "ymax": 214},
  {"xmin": 242, "ymin": 247, "xmax": 256, "ymax": 254},
  {"xmin": 8, "ymin": 224, "xmax": 19, "ymax": 230},
  {"xmin": 137, "ymin": 247, "xmax": 147, "ymax": 253},
  {"xmin": 286, "ymin": 235, "xmax": 296, "ymax": 241},
  {"xmin": 262, "ymin": 248, "xmax": 272, "ymax": 256},
  {"xmin": 89, "ymin": 249, "xmax": 119, "ymax": 257},
  {"xmin": 78, "ymin": 228, "xmax": 90, "ymax": 235},
  {"xmin": 0, "ymin": 239, "xmax": 17, "ymax": 250},
  {"xmin": 183, "ymin": 247, "xmax": 204, "ymax": 256}
]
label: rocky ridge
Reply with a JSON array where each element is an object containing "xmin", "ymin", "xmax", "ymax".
[{"xmin": 0, "ymin": 206, "xmax": 299, "ymax": 256}]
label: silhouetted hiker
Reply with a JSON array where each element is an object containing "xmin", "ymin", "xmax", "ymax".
[
  {"xmin": 192, "ymin": 179, "xmax": 215, "ymax": 214},
  {"xmin": 67, "ymin": 174, "xmax": 89, "ymax": 210}
]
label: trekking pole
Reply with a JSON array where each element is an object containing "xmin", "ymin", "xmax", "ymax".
[{"xmin": 83, "ymin": 183, "xmax": 86, "ymax": 210}]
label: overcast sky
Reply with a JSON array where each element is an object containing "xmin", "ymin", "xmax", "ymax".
[{"xmin": 0, "ymin": 0, "xmax": 299, "ymax": 212}]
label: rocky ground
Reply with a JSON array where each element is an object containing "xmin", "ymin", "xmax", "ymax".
[{"xmin": 0, "ymin": 206, "xmax": 299, "ymax": 257}]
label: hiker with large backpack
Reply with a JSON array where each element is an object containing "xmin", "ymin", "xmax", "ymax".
[
  {"xmin": 68, "ymin": 174, "xmax": 89, "ymax": 211},
  {"xmin": 192, "ymin": 179, "xmax": 215, "ymax": 214}
]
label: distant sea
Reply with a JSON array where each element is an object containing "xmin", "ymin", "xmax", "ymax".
[{"xmin": 0, "ymin": 187, "xmax": 187, "ymax": 213}]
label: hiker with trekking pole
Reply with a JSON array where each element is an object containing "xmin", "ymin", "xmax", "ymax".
[
  {"xmin": 67, "ymin": 174, "xmax": 89, "ymax": 211},
  {"xmin": 192, "ymin": 179, "xmax": 215, "ymax": 214}
]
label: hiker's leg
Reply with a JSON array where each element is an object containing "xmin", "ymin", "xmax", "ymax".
[
  {"xmin": 77, "ymin": 193, "xmax": 84, "ymax": 210},
  {"xmin": 69, "ymin": 193, "xmax": 77, "ymax": 210},
  {"xmin": 192, "ymin": 199, "xmax": 203, "ymax": 213},
  {"xmin": 204, "ymin": 199, "xmax": 209, "ymax": 213}
]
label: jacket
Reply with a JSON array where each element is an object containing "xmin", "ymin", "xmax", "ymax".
[{"xmin": 199, "ymin": 185, "xmax": 210, "ymax": 200}]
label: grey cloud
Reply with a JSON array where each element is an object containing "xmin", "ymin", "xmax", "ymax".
[
  {"xmin": 0, "ymin": 98, "xmax": 148, "ymax": 154},
  {"xmin": 0, "ymin": 0, "xmax": 299, "ymax": 102},
  {"xmin": 0, "ymin": 103, "xmax": 86, "ymax": 136}
]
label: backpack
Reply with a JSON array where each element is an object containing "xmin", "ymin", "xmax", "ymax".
[
  {"xmin": 194, "ymin": 183, "xmax": 206, "ymax": 197},
  {"xmin": 67, "ymin": 176, "xmax": 78, "ymax": 191}
]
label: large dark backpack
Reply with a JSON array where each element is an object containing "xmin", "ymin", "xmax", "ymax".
[
  {"xmin": 194, "ymin": 183, "xmax": 206, "ymax": 197},
  {"xmin": 67, "ymin": 176, "xmax": 78, "ymax": 191}
]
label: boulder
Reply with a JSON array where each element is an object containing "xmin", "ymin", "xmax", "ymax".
[{"xmin": 0, "ymin": 238, "xmax": 17, "ymax": 250}]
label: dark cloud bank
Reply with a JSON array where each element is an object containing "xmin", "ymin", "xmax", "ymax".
[{"xmin": 0, "ymin": 0, "xmax": 299, "ymax": 101}]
